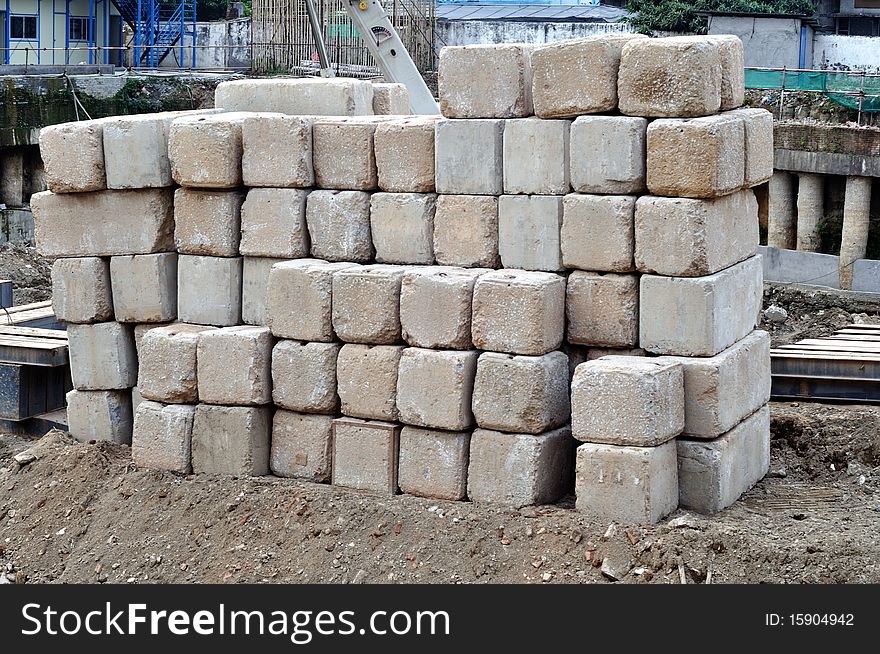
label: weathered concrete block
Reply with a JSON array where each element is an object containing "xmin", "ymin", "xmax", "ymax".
[
  {"xmin": 131, "ymin": 386, "xmax": 144, "ymax": 415},
  {"xmin": 569, "ymin": 116, "xmax": 647, "ymax": 195},
  {"xmin": 332, "ymin": 264, "xmax": 407, "ymax": 344},
  {"xmin": 374, "ymin": 117, "xmax": 436, "ymax": 192},
  {"xmin": 498, "ymin": 195, "xmax": 563, "ymax": 272},
  {"xmin": 306, "ymin": 190, "xmax": 374, "ymax": 263},
  {"xmin": 240, "ymin": 188, "xmax": 310, "ymax": 258},
  {"xmin": 139, "ymin": 324, "xmax": 216, "ymax": 404},
  {"xmin": 472, "ymin": 269, "xmax": 565, "ymax": 355},
  {"xmin": 370, "ymin": 193, "xmax": 436, "ymax": 264},
  {"xmin": 191, "ymin": 404, "xmax": 271, "ymax": 476},
  {"xmin": 168, "ymin": 112, "xmax": 256, "ymax": 188},
  {"xmin": 439, "ymin": 44, "xmax": 532, "ymax": 118},
  {"xmin": 332, "ymin": 417, "xmax": 400, "ymax": 494},
  {"xmin": 109, "ymin": 253, "xmax": 177, "ymax": 323},
  {"xmin": 66, "ymin": 389, "xmax": 133, "ymax": 444},
  {"xmin": 396, "ymin": 348, "xmax": 478, "ymax": 431},
  {"xmin": 640, "ymin": 255, "xmax": 763, "ymax": 356},
  {"xmin": 433, "ymin": 195, "xmax": 500, "ymax": 268},
  {"xmin": 132, "ymin": 400, "xmax": 195, "ymax": 473},
  {"xmin": 575, "ymin": 440, "xmax": 678, "ymax": 524},
  {"xmin": 173, "ymin": 188, "xmax": 243, "ymax": 257},
  {"xmin": 51, "ymin": 257, "xmax": 113, "ymax": 323},
  {"xmin": 646, "ymin": 114, "xmax": 745, "ymax": 199},
  {"xmin": 566, "ymin": 271, "xmax": 639, "ymax": 347},
  {"xmin": 372, "ymin": 82, "xmax": 409, "ymax": 115},
  {"xmin": 677, "ymin": 404, "xmax": 770, "ymax": 513},
  {"xmin": 467, "ymin": 427, "xmax": 571, "ymax": 506},
  {"xmin": 618, "ymin": 36, "xmax": 722, "ymax": 118},
  {"xmin": 561, "ymin": 194, "xmax": 635, "ymax": 272},
  {"xmin": 272, "ymin": 340, "xmax": 340, "ymax": 414},
  {"xmin": 313, "ymin": 118, "xmax": 385, "ymax": 190},
  {"xmin": 215, "ymin": 78, "xmax": 374, "ymax": 116},
  {"xmin": 197, "ymin": 326, "xmax": 273, "ymax": 405},
  {"xmin": 435, "ymin": 119, "xmax": 504, "ymax": 195},
  {"xmin": 587, "ymin": 347, "xmax": 646, "ymax": 361},
  {"xmin": 726, "ymin": 108, "xmax": 773, "ymax": 187},
  {"xmin": 267, "ymin": 259, "xmax": 358, "ymax": 341},
  {"xmin": 400, "ymin": 266, "xmax": 483, "ymax": 349},
  {"xmin": 336, "ymin": 344, "xmax": 403, "ymax": 421},
  {"xmin": 472, "ymin": 351, "xmax": 570, "ymax": 434},
  {"xmin": 398, "ymin": 427, "xmax": 470, "ymax": 501},
  {"xmin": 177, "ymin": 255, "xmax": 242, "ymax": 327},
  {"xmin": 32, "ymin": 189, "xmax": 174, "ymax": 258},
  {"xmin": 503, "ymin": 118, "xmax": 570, "ymax": 194},
  {"xmin": 241, "ymin": 114, "xmax": 314, "ymax": 188},
  {"xmin": 39, "ymin": 118, "xmax": 108, "ymax": 193},
  {"xmin": 242, "ymin": 257, "xmax": 286, "ymax": 326},
  {"xmin": 68, "ymin": 322, "xmax": 137, "ymax": 390},
  {"xmin": 133, "ymin": 323, "xmax": 172, "ymax": 360},
  {"xmin": 635, "ymin": 190, "xmax": 759, "ymax": 277},
  {"xmin": 709, "ymin": 35, "xmax": 745, "ymax": 111},
  {"xmin": 531, "ymin": 34, "xmax": 645, "ymax": 117},
  {"xmin": 571, "ymin": 357, "xmax": 684, "ymax": 446},
  {"xmin": 661, "ymin": 330, "xmax": 771, "ymax": 439},
  {"xmin": 270, "ymin": 410, "xmax": 334, "ymax": 482}
]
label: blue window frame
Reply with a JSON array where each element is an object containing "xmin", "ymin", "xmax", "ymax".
[
  {"xmin": 68, "ymin": 16, "xmax": 95, "ymax": 42},
  {"xmin": 10, "ymin": 15, "xmax": 38, "ymax": 40}
]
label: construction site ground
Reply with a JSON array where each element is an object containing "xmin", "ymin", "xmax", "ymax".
[{"xmin": 1, "ymin": 246, "xmax": 878, "ymax": 584}]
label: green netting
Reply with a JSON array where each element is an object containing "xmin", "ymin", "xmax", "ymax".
[{"xmin": 744, "ymin": 69, "xmax": 880, "ymax": 113}]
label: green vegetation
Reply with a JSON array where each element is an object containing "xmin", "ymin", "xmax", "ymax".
[
  {"xmin": 197, "ymin": 0, "xmax": 251, "ymax": 21},
  {"xmin": 625, "ymin": 1, "xmax": 818, "ymax": 34}
]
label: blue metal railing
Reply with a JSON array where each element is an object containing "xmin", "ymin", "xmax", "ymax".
[{"xmin": 111, "ymin": 0, "xmax": 196, "ymax": 68}]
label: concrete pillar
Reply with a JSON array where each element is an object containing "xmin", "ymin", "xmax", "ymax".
[
  {"xmin": 767, "ymin": 171, "xmax": 796, "ymax": 250},
  {"xmin": 839, "ymin": 175, "xmax": 872, "ymax": 290},
  {"xmin": 795, "ymin": 173, "xmax": 824, "ymax": 252},
  {"xmin": 0, "ymin": 150, "xmax": 25, "ymax": 208}
]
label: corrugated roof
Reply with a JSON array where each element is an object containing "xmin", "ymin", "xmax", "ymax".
[{"xmin": 436, "ymin": 3, "xmax": 631, "ymax": 22}]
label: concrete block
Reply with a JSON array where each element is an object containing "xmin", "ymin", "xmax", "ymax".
[
  {"xmin": 241, "ymin": 114, "xmax": 314, "ymax": 188},
  {"xmin": 569, "ymin": 116, "xmax": 647, "ymax": 194},
  {"xmin": 133, "ymin": 323, "xmax": 172, "ymax": 360},
  {"xmin": 139, "ymin": 324, "xmax": 216, "ymax": 404},
  {"xmin": 618, "ymin": 36, "xmax": 722, "ymax": 118},
  {"xmin": 467, "ymin": 427, "xmax": 571, "ymax": 506},
  {"xmin": 267, "ymin": 259, "xmax": 359, "ymax": 341},
  {"xmin": 331, "ymin": 417, "xmax": 400, "ymax": 494},
  {"xmin": 177, "ymin": 255, "xmax": 242, "ymax": 327},
  {"xmin": 640, "ymin": 255, "xmax": 763, "ymax": 356},
  {"xmin": 197, "ymin": 326, "xmax": 273, "ymax": 406},
  {"xmin": 39, "ymin": 118, "xmax": 108, "ymax": 193},
  {"xmin": 272, "ymin": 340, "xmax": 340, "ymax": 414},
  {"xmin": 635, "ymin": 190, "xmax": 759, "ymax": 277},
  {"xmin": 566, "ymin": 271, "xmax": 639, "ymax": 348},
  {"xmin": 68, "ymin": 322, "xmax": 137, "ymax": 390},
  {"xmin": 32, "ymin": 189, "xmax": 174, "ymax": 258},
  {"xmin": 561, "ymin": 194, "xmax": 635, "ymax": 272},
  {"xmin": 726, "ymin": 108, "xmax": 773, "ymax": 186},
  {"xmin": 306, "ymin": 190, "xmax": 374, "ymax": 263},
  {"xmin": 132, "ymin": 400, "xmax": 195, "ymax": 473},
  {"xmin": 472, "ymin": 269, "xmax": 565, "ymax": 356},
  {"xmin": 372, "ymin": 82, "xmax": 409, "ymax": 115},
  {"xmin": 439, "ymin": 44, "xmax": 532, "ymax": 118},
  {"xmin": 586, "ymin": 347, "xmax": 646, "ymax": 361},
  {"xmin": 709, "ymin": 35, "xmax": 745, "ymax": 111},
  {"xmin": 677, "ymin": 404, "xmax": 770, "ymax": 514},
  {"xmin": 661, "ymin": 330, "xmax": 771, "ymax": 439},
  {"xmin": 531, "ymin": 34, "xmax": 645, "ymax": 117},
  {"xmin": 646, "ymin": 114, "xmax": 745, "ymax": 199},
  {"xmin": 575, "ymin": 440, "xmax": 678, "ymax": 524},
  {"xmin": 433, "ymin": 195, "xmax": 500, "ymax": 268},
  {"xmin": 332, "ymin": 264, "xmax": 407, "ymax": 344},
  {"xmin": 66, "ymin": 389, "xmax": 133, "ymax": 444},
  {"xmin": 109, "ymin": 253, "xmax": 177, "ymax": 323},
  {"xmin": 398, "ymin": 427, "xmax": 470, "ymax": 501},
  {"xmin": 435, "ymin": 119, "xmax": 503, "ymax": 195},
  {"xmin": 759, "ymin": 245, "xmax": 840, "ymax": 289},
  {"xmin": 131, "ymin": 386, "xmax": 143, "ymax": 414},
  {"xmin": 242, "ymin": 256, "xmax": 286, "ymax": 326},
  {"xmin": 240, "ymin": 188, "xmax": 310, "ymax": 258},
  {"xmin": 370, "ymin": 193, "xmax": 436, "ymax": 264},
  {"xmin": 313, "ymin": 118, "xmax": 384, "ymax": 190},
  {"xmin": 374, "ymin": 117, "xmax": 436, "ymax": 192},
  {"xmin": 270, "ymin": 410, "xmax": 334, "ymax": 483},
  {"xmin": 336, "ymin": 344, "xmax": 403, "ymax": 421},
  {"xmin": 853, "ymin": 258, "xmax": 880, "ymax": 293},
  {"xmin": 191, "ymin": 404, "xmax": 271, "ymax": 476},
  {"xmin": 51, "ymin": 257, "xmax": 113, "ymax": 323},
  {"xmin": 173, "ymin": 188, "xmax": 243, "ymax": 257},
  {"xmin": 503, "ymin": 118, "xmax": 570, "ymax": 194},
  {"xmin": 472, "ymin": 351, "xmax": 570, "ymax": 434},
  {"xmin": 571, "ymin": 356, "xmax": 684, "ymax": 446},
  {"xmin": 498, "ymin": 195, "xmax": 564, "ymax": 272},
  {"xmin": 168, "ymin": 112, "xmax": 256, "ymax": 188},
  {"xmin": 215, "ymin": 78, "xmax": 374, "ymax": 116},
  {"xmin": 396, "ymin": 348, "xmax": 478, "ymax": 431},
  {"xmin": 400, "ymin": 266, "xmax": 483, "ymax": 349}
]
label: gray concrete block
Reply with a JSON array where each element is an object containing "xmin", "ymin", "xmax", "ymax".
[
  {"xmin": 758, "ymin": 245, "xmax": 840, "ymax": 289},
  {"xmin": 270, "ymin": 410, "xmax": 334, "ymax": 483},
  {"xmin": 191, "ymin": 404, "xmax": 271, "ymax": 476},
  {"xmin": 498, "ymin": 195, "xmax": 564, "ymax": 272},
  {"xmin": 173, "ymin": 188, "xmax": 243, "ymax": 257},
  {"xmin": 370, "ymin": 193, "xmax": 436, "ymax": 265},
  {"xmin": 313, "ymin": 117, "xmax": 385, "ymax": 190},
  {"xmin": 725, "ymin": 108, "xmax": 773, "ymax": 186},
  {"xmin": 51, "ymin": 257, "xmax": 114, "ymax": 324},
  {"xmin": 272, "ymin": 340, "xmax": 340, "ymax": 414},
  {"xmin": 566, "ymin": 271, "xmax": 639, "ymax": 348},
  {"xmin": 372, "ymin": 82, "xmax": 409, "ymax": 115},
  {"xmin": 503, "ymin": 118, "xmax": 570, "ymax": 195},
  {"xmin": 439, "ymin": 44, "xmax": 533, "ymax": 118},
  {"xmin": 433, "ymin": 195, "xmax": 500, "ymax": 268},
  {"xmin": 110, "ymin": 253, "xmax": 177, "ymax": 323},
  {"xmin": 851, "ymin": 259, "xmax": 880, "ymax": 294},
  {"xmin": 168, "ymin": 112, "xmax": 256, "ymax": 188},
  {"xmin": 396, "ymin": 348, "xmax": 478, "ymax": 431},
  {"xmin": 561, "ymin": 194, "xmax": 635, "ymax": 272},
  {"xmin": 332, "ymin": 264, "xmax": 407, "ymax": 345},
  {"xmin": 68, "ymin": 322, "xmax": 137, "ymax": 390},
  {"xmin": 398, "ymin": 427, "xmax": 470, "ymax": 501},
  {"xmin": 139, "ymin": 323, "xmax": 216, "ymax": 404},
  {"xmin": 241, "ymin": 114, "xmax": 314, "ymax": 188},
  {"xmin": 242, "ymin": 256, "xmax": 286, "ymax": 326},
  {"xmin": 197, "ymin": 326, "xmax": 273, "ymax": 406},
  {"xmin": 400, "ymin": 266, "xmax": 484, "ymax": 350},
  {"xmin": 332, "ymin": 417, "xmax": 400, "ymax": 495},
  {"xmin": 374, "ymin": 117, "xmax": 437, "ymax": 193},
  {"xmin": 39, "ymin": 118, "xmax": 108, "ymax": 193},
  {"xmin": 66, "ymin": 389, "xmax": 133, "ymax": 444},
  {"xmin": 435, "ymin": 119, "xmax": 503, "ymax": 195},
  {"xmin": 177, "ymin": 255, "xmax": 242, "ymax": 327},
  {"xmin": 306, "ymin": 190, "xmax": 374, "ymax": 263},
  {"xmin": 240, "ymin": 188, "xmax": 310, "ymax": 258},
  {"xmin": 569, "ymin": 116, "xmax": 647, "ymax": 195},
  {"xmin": 132, "ymin": 400, "xmax": 195, "ymax": 474},
  {"xmin": 214, "ymin": 77, "xmax": 374, "ymax": 116},
  {"xmin": 336, "ymin": 344, "xmax": 403, "ymax": 421}
]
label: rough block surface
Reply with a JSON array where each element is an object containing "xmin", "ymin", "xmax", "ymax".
[
  {"xmin": 439, "ymin": 44, "xmax": 533, "ymax": 118},
  {"xmin": 312, "ymin": 118, "xmax": 382, "ymax": 190},
  {"xmin": 398, "ymin": 427, "xmax": 470, "ymax": 501},
  {"xmin": 139, "ymin": 323, "xmax": 215, "ymax": 404},
  {"xmin": 40, "ymin": 118, "xmax": 108, "ymax": 193},
  {"xmin": 270, "ymin": 410, "xmax": 334, "ymax": 482},
  {"xmin": 306, "ymin": 190, "xmax": 374, "ymax": 263},
  {"xmin": 503, "ymin": 118, "xmax": 570, "ymax": 195},
  {"xmin": 241, "ymin": 114, "xmax": 314, "ymax": 188},
  {"xmin": 214, "ymin": 78, "xmax": 374, "ymax": 116},
  {"xmin": 173, "ymin": 188, "xmax": 243, "ymax": 257},
  {"xmin": 336, "ymin": 344, "xmax": 403, "ymax": 421},
  {"xmin": 177, "ymin": 255, "xmax": 242, "ymax": 327},
  {"xmin": 66, "ymin": 389, "xmax": 133, "ymax": 444},
  {"xmin": 191, "ymin": 404, "xmax": 271, "ymax": 476},
  {"xmin": 396, "ymin": 348, "xmax": 479, "ymax": 431},
  {"xmin": 332, "ymin": 264, "xmax": 407, "ymax": 344},
  {"xmin": 197, "ymin": 326, "xmax": 274, "ymax": 405},
  {"xmin": 569, "ymin": 116, "xmax": 647, "ymax": 194},
  {"xmin": 242, "ymin": 257, "xmax": 286, "ymax": 326},
  {"xmin": 240, "ymin": 188, "xmax": 310, "ymax": 258},
  {"xmin": 272, "ymin": 340, "xmax": 340, "ymax": 414},
  {"xmin": 169, "ymin": 112, "xmax": 255, "ymax": 188},
  {"xmin": 561, "ymin": 194, "xmax": 635, "ymax": 272},
  {"xmin": 727, "ymin": 108, "xmax": 773, "ymax": 186},
  {"xmin": 132, "ymin": 400, "xmax": 195, "ymax": 473},
  {"xmin": 433, "ymin": 195, "xmax": 500, "ymax": 268},
  {"xmin": 566, "ymin": 271, "xmax": 639, "ymax": 347},
  {"xmin": 498, "ymin": 195, "xmax": 564, "ymax": 272},
  {"xmin": 374, "ymin": 117, "xmax": 436, "ymax": 193},
  {"xmin": 332, "ymin": 418, "xmax": 400, "ymax": 494},
  {"xmin": 110, "ymin": 253, "xmax": 177, "ymax": 323},
  {"xmin": 51, "ymin": 257, "xmax": 114, "ymax": 324},
  {"xmin": 400, "ymin": 266, "xmax": 483, "ymax": 349},
  {"xmin": 435, "ymin": 120, "xmax": 503, "ymax": 195},
  {"xmin": 68, "ymin": 322, "xmax": 137, "ymax": 390},
  {"xmin": 370, "ymin": 193, "xmax": 436, "ymax": 265}
]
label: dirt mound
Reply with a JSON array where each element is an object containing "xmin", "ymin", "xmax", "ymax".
[{"xmin": 0, "ymin": 243, "xmax": 52, "ymax": 306}]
